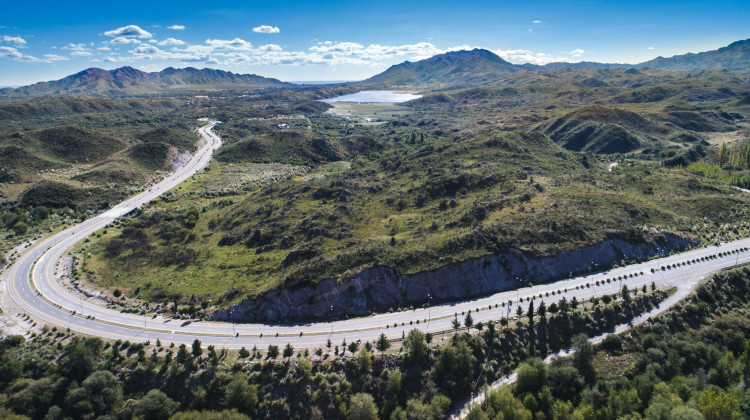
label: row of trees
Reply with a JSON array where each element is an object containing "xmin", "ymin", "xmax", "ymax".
[
  {"xmin": 0, "ymin": 277, "xmax": 671, "ymax": 419},
  {"xmin": 467, "ymin": 266, "xmax": 750, "ymax": 420}
]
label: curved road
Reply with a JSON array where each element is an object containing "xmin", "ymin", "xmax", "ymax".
[{"xmin": 5, "ymin": 122, "xmax": 750, "ymax": 349}]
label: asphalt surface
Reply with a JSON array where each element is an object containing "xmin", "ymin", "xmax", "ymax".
[{"xmin": 5, "ymin": 122, "xmax": 750, "ymax": 349}]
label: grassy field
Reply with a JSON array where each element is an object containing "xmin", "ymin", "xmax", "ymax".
[{"xmin": 325, "ymin": 102, "xmax": 413, "ymax": 121}]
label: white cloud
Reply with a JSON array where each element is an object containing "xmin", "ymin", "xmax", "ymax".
[
  {"xmin": 67, "ymin": 35, "xmax": 578, "ymax": 69},
  {"xmin": 158, "ymin": 38, "xmax": 185, "ymax": 46},
  {"xmin": 131, "ymin": 45, "xmax": 163, "ymax": 55},
  {"xmin": 0, "ymin": 45, "xmax": 39, "ymax": 62},
  {"xmin": 167, "ymin": 25, "xmax": 185, "ymax": 30},
  {"xmin": 104, "ymin": 56, "xmax": 119, "ymax": 62},
  {"xmin": 62, "ymin": 43, "xmax": 89, "ymax": 51},
  {"xmin": 647, "ymin": 46, "xmax": 655, "ymax": 50},
  {"xmin": 252, "ymin": 25, "xmax": 280, "ymax": 34},
  {"xmin": 308, "ymin": 41, "xmax": 448, "ymax": 62},
  {"xmin": 533, "ymin": 20, "xmax": 542, "ymax": 24},
  {"xmin": 205, "ymin": 38, "xmax": 253, "ymax": 50},
  {"xmin": 258, "ymin": 44, "xmax": 282, "ymax": 52},
  {"xmin": 97, "ymin": 46, "xmax": 111, "ymax": 51},
  {"xmin": 109, "ymin": 37, "xmax": 142, "ymax": 45},
  {"xmin": 44, "ymin": 54, "xmax": 68, "ymax": 62},
  {"xmin": 492, "ymin": 48, "xmax": 569, "ymax": 65},
  {"xmin": 70, "ymin": 51, "xmax": 92, "ymax": 56},
  {"xmin": 0, "ymin": 46, "xmax": 68, "ymax": 63},
  {"xmin": 2, "ymin": 35, "xmax": 26, "ymax": 45},
  {"xmin": 104, "ymin": 25, "xmax": 152, "ymax": 38}
]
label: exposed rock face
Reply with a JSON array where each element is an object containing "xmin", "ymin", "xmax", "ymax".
[{"xmin": 213, "ymin": 232, "xmax": 696, "ymax": 323}]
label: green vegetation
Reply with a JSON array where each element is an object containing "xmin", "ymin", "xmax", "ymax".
[
  {"xmin": 85, "ymin": 125, "xmax": 750, "ymax": 307},
  {"xmin": 0, "ymin": 94, "xmax": 209, "ymax": 252},
  {"xmin": 0, "ymin": 263, "xmax": 672, "ymax": 419},
  {"xmin": 467, "ymin": 266, "xmax": 750, "ymax": 420}
]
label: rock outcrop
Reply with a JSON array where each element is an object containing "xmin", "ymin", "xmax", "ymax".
[{"xmin": 213, "ymin": 232, "xmax": 696, "ymax": 323}]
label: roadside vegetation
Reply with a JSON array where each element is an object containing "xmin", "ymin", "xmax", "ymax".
[
  {"xmin": 2, "ymin": 265, "xmax": 749, "ymax": 419},
  {"xmin": 0, "ymin": 258, "xmax": 679, "ymax": 419}
]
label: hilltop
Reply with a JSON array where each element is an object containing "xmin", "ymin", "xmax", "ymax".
[
  {"xmin": 0, "ymin": 66, "xmax": 291, "ymax": 98},
  {"xmin": 363, "ymin": 48, "xmax": 531, "ymax": 86}
]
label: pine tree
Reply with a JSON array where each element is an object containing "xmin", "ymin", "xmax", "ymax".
[{"xmin": 376, "ymin": 333, "xmax": 390, "ymax": 355}]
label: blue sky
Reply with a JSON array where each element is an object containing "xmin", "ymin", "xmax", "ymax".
[{"xmin": 1, "ymin": 0, "xmax": 748, "ymax": 86}]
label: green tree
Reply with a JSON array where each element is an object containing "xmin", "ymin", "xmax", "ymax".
[
  {"xmin": 238, "ymin": 347, "xmax": 250, "ymax": 358},
  {"xmin": 60, "ymin": 337, "xmax": 103, "ymax": 382},
  {"xmin": 356, "ymin": 347, "xmax": 373, "ymax": 372},
  {"xmin": 622, "ymin": 284, "xmax": 631, "ymax": 304},
  {"xmin": 452, "ymin": 316, "xmax": 461, "ymax": 333},
  {"xmin": 376, "ymin": 333, "xmax": 391, "ymax": 355},
  {"xmin": 225, "ymin": 375, "xmax": 258, "ymax": 414},
  {"xmin": 176, "ymin": 344, "xmax": 189, "ymax": 364},
  {"xmin": 537, "ymin": 301, "xmax": 546, "ymax": 320},
  {"xmin": 464, "ymin": 312, "xmax": 474, "ymax": 328},
  {"xmin": 170, "ymin": 410, "xmax": 250, "ymax": 420},
  {"xmin": 267, "ymin": 344, "xmax": 279, "ymax": 359},
  {"xmin": 12, "ymin": 221, "xmax": 29, "ymax": 236},
  {"xmin": 82, "ymin": 370, "xmax": 122, "ymax": 416},
  {"xmin": 348, "ymin": 393, "xmax": 378, "ymax": 420},
  {"xmin": 719, "ymin": 142, "xmax": 729, "ymax": 167},
  {"xmin": 283, "ymin": 343, "xmax": 294, "ymax": 359},
  {"xmin": 698, "ymin": 390, "xmax": 741, "ymax": 420},
  {"xmin": 403, "ymin": 329, "xmax": 428, "ymax": 365},
  {"xmin": 482, "ymin": 386, "xmax": 532, "ymax": 420},
  {"xmin": 387, "ymin": 370, "xmax": 403, "ymax": 397},
  {"xmin": 436, "ymin": 341, "xmax": 476, "ymax": 397},
  {"xmin": 572, "ymin": 333, "xmax": 594, "ymax": 381},
  {"xmin": 515, "ymin": 358, "xmax": 548, "ymax": 395},
  {"xmin": 192, "ymin": 339, "xmax": 202, "ymax": 357},
  {"xmin": 133, "ymin": 389, "xmax": 178, "ymax": 420}
]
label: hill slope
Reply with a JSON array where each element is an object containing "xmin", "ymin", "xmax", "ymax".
[
  {"xmin": 639, "ymin": 39, "xmax": 750, "ymax": 71},
  {"xmin": 363, "ymin": 48, "xmax": 533, "ymax": 86},
  {"xmin": 0, "ymin": 66, "xmax": 291, "ymax": 98}
]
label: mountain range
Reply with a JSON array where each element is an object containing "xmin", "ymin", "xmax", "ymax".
[
  {"xmin": 1, "ymin": 38, "xmax": 749, "ymax": 97},
  {"xmin": 365, "ymin": 38, "xmax": 750, "ymax": 86},
  {"xmin": 0, "ymin": 67, "xmax": 290, "ymax": 98}
]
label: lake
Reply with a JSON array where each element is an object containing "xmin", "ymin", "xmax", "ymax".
[{"xmin": 320, "ymin": 90, "xmax": 422, "ymax": 103}]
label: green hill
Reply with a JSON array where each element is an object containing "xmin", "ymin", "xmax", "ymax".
[
  {"xmin": 86, "ymin": 124, "xmax": 749, "ymax": 305},
  {"xmin": 542, "ymin": 105, "xmax": 667, "ymax": 154},
  {"xmin": 363, "ymin": 49, "xmax": 529, "ymax": 86},
  {"xmin": 126, "ymin": 142, "xmax": 174, "ymax": 171},
  {"xmin": 33, "ymin": 125, "xmax": 127, "ymax": 164}
]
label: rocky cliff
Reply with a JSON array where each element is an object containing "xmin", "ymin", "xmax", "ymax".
[{"xmin": 213, "ymin": 232, "xmax": 696, "ymax": 323}]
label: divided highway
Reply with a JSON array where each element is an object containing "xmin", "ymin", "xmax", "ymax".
[{"xmin": 5, "ymin": 122, "xmax": 750, "ymax": 349}]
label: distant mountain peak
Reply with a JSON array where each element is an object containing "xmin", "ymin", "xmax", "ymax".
[
  {"xmin": 364, "ymin": 48, "xmax": 523, "ymax": 86},
  {"xmin": 1, "ymin": 66, "xmax": 291, "ymax": 98}
]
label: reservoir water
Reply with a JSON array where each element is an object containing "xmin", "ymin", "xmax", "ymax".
[{"xmin": 321, "ymin": 90, "xmax": 422, "ymax": 103}]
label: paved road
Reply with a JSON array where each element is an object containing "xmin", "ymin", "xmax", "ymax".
[{"xmin": 5, "ymin": 122, "xmax": 750, "ymax": 349}]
